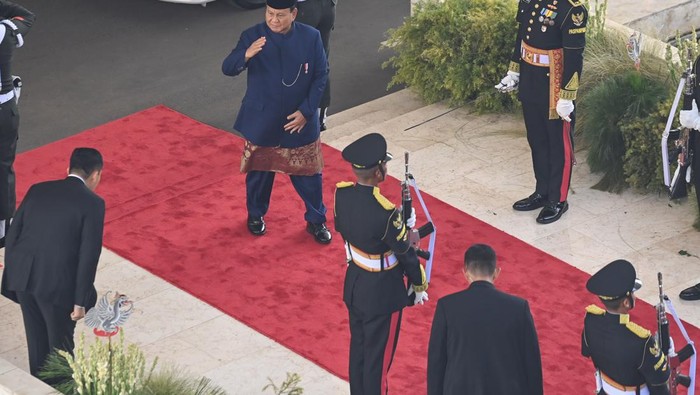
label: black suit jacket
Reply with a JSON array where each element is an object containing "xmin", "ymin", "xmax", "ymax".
[
  {"xmin": 1, "ymin": 176, "xmax": 105, "ymax": 310},
  {"xmin": 427, "ymin": 281, "xmax": 543, "ymax": 395}
]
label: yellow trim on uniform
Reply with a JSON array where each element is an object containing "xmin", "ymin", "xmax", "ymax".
[
  {"xmin": 396, "ymin": 225, "xmax": 407, "ymax": 241},
  {"xmin": 625, "ymin": 321, "xmax": 651, "ymax": 339},
  {"xmin": 654, "ymin": 353, "xmax": 667, "ymax": 371},
  {"xmin": 373, "ymin": 187, "xmax": 395, "ymax": 210},
  {"xmin": 564, "ymin": 72, "xmax": 579, "ymax": 91},
  {"xmin": 585, "ymin": 305, "xmax": 605, "ymax": 315},
  {"xmin": 568, "ymin": 0, "xmax": 584, "ymax": 6},
  {"xmin": 559, "ymin": 88, "xmax": 577, "ymax": 101},
  {"xmin": 336, "ymin": 181, "xmax": 354, "ymax": 188},
  {"xmin": 508, "ymin": 61, "xmax": 520, "ymax": 73},
  {"xmin": 619, "ymin": 314, "xmax": 629, "ymax": 324},
  {"xmin": 412, "ymin": 265, "xmax": 428, "ymax": 293}
]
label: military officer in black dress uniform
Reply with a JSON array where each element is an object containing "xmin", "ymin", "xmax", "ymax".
[
  {"xmin": 582, "ymin": 260, "xmax": 670, "ymax": 395},
  {"xmin": 0, "ymin": 1, "xmax": 34, "ymax": 246},
  {"xmin": 676, "ymin": 54, "xmax": 700, "ymax": 301},
  {"xmin": 496, "ymin": 0, "xmax": 588, "ymax": 224},
  {"xmin": 335, "ymin": 132, "xmax": 429, "ymax": 395}
]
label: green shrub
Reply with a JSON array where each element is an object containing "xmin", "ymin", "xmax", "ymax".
[
  {"xmin": 39, "ymin": 331, "xmax": 226, "ymax": 395},
  {"xmin": 139, "ymin": 367, "xmax": 226, "ymax": 395},
  {"xmin": 578, "ymin": 71, "xmax": 669, "ymax": 192},
  {"xmin": 263, "ymin": 372, "xmax": 304, "ymax": 395},
  {"xmin": 383, "ymin": 0, "xmax": 519, "ymax": 112},
  {"xmin": 620, "ymin": 98, "xmax": 673, "ymax": 192}
]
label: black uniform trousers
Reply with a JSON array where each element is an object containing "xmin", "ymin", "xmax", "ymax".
[
  {"xmin": 16, "ymin": 291, "xmax": 76, "ymax": 378},
  {"xmin": 296, "ymin": 0, "xmax": 335, "ymax": 109},
  {"xmin": 348, "ymin": 304, "xmax": 402, "ymax": 395},
  {"xmin": 245, "ymin": 170, "xmax": 327, "ymax": 224},
  {"xmin": 692, "ymin": 129, "xmax": 700, "ymax": 210},
  {"xmin": 521, "ymin": 98, "xmax": 575, "ymax": 204},
  {"xmin": 0, "ymin": 97, "xmax": 18, "ymax": 220}
]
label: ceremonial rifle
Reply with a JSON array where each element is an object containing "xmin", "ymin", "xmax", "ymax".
[
  {"xmin": 663, "ymin": 51, "xmax": 695, "ymax": 199},
  {"xmin": 401, "ymin": 152, "xmax": 436, "ymax": 276},
  {"xmin": 657, "ymin": 273, "xmax": 696, "ymax": 394}
]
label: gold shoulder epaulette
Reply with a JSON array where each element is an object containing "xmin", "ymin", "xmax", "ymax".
[
  {"xmin": 585, "ymin": 305, "xmax": 605, "ymax": 315},
  {"xmin": 625, "ymin": 321, "xmax": 652, "ymax": 339},
  {"xmin": 336, "ymin": 181, "xmax": 354, "ymax": 188},
  {"xmin": 373, "ymin": 187, "xmax": 395, "ymax": 210},
  {"xmin": 568, "ymin": 0, "xmax": 584, "ymax": 6}
]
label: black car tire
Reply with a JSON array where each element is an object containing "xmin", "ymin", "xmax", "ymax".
[{"xmin": 225, "ymin": 0, "xmax": 266, "ymax": 9}]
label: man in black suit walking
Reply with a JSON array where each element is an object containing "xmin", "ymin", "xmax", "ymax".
[
  {"xmin": 1, "ymin": 147, "xmax": 105, "ymax": 379},
  {"xmin": 427, "ymin": 244, "xmax": 543, "ymax": 395}
]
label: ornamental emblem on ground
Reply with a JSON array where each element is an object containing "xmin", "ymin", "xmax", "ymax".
[{"xmin": 84, "ymin": 291, "xmax": 134, "ymax": 337}]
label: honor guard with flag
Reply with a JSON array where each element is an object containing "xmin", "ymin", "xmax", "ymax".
[
  {"xmin": 496, "ymin": 0, "xmax": 588, "ymax": 224},
  {"xmin": 335, "ymin": 133, "xmax": 429, "ymax": 395},
  {"xmin": 582, "ymin": 260, "xmax": 671, "ymax": 395}
]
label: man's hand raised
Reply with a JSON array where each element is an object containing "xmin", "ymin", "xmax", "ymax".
[{"xmin": 245, "ymin": 36, "xmax": 266, "ymax": 62}]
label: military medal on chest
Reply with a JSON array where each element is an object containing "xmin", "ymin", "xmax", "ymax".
[{"xmin": 539, "ymin": 8, "xmax": 557, "ymax": 32}]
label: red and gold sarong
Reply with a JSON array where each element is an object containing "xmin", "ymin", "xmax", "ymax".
[{"xmin": 240, "ymin": 138, "xmax": 324, "ymax": 176}]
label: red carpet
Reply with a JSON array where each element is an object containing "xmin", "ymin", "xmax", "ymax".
[{"xmin": 15, "ymin": 105, "xmax": 699, "ymax": 394}]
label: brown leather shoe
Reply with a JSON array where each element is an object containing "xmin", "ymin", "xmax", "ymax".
[
  {"xmin": 513, "ymin": 193, "xmax": 548, "ymax": 211},
  {"xmin": 307, "ymin": 222, "xmax": 332, "ymax": 244}
]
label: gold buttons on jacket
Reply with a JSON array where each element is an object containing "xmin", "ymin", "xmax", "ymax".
[{"xmin": 527, "ymin": 27, "xmax": 532, "ymax": 31}]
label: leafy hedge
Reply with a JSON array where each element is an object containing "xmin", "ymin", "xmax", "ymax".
[{"xmin": 383, "ymin": 0, "xmax": 518, "ymax": 112}]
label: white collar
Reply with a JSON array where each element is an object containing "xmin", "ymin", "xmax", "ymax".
[{"xmin": 68, "ymin": 174, "xmax": 86, "ymax": 184}]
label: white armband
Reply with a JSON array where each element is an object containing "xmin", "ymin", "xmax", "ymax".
[{"xmin": 0, "ymin": 20, "xmax": 23, "ymax": 47}]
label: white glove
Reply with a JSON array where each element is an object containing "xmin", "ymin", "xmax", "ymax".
[
  {"xmin": 680, "ymin": 100, "xmax": 700, "ymax": 130},
  {"xmin": 495, "ymin": 71, "xmax": 520, "ymax": 93},
  {"xmin": 556, "ymin": 98, "xmax": 574, "ymax": 122},
  {"xmin": 12, "ymin": 75, "xmax": 21, "ymax": 104},
  {"xmin": 406, "ymin": 207, "xmax": 416, "ymax": 228},
  {"xmin": 407, "ymin": 285, "xmax": 429, "ymax": 305}
]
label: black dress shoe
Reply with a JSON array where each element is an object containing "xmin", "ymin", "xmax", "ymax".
[
  {"xmin": 536, "ymin": 201, "xmax": 569, "ymax": 224},
  {"xmin": 307, "ymin": 222, "xmax": 332, "ymax": 244},
  {"xmin": 513, "ymin": 193, "xmax": 548, "ymax": 211},
  {"xmin": 680, "ymin": 283, "xmax": 700, "ymax": 300},
  {"xmin": 320, "ymin": 122, "xmax": 327, "ymax": 132},
  {"xmin": 247, "ymin": 216, "xmax": 266, "ymax": 236}
]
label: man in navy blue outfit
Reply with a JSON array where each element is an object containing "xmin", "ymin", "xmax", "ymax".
[{"xmin": 222, "ymin": 0, "xmax": 331, "ymax": 244}]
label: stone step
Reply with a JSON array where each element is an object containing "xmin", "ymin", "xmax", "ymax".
[
  {"xmin": 604, "ymin": 0, "xmax": 698, "ymax": 41},
  {"xmin": 0, "ymin": 357, "xmax": 54, "ymax": 395},
  {"xmin": 322, "ymin": 89, "xmax": 426, "ymax": 142}
]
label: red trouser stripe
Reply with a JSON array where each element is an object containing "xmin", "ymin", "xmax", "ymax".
[
  {"xmin": 380, "ymin": 311, "xmax": 400, "ymax": 395},
  {"xmin": 560, "ymin": 121, "xmax": 573, "ymax": 201}
]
